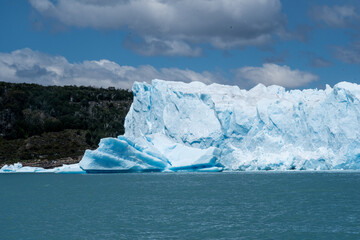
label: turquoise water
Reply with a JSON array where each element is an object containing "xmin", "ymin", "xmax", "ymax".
[{"xmin": 0, "ymin": 172, "xmax": 359, "ymax": 240}]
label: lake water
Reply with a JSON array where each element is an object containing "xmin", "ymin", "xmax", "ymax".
[{"xmin": 1, "ymin": 172, "xmax": 359, "ymax": 240}]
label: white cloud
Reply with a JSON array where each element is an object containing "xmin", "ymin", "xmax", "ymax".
[
  {"xmin": 0, "ymin": 48, "xmax": 223, "ymax": 89},
  {"xmin": 29, "ymin": 0, "xmax": 286, "ymax": 55},
  {"xmin": 0, "ymin": 49, "xmax": 317, "ymax": 89},
  {"xmin": 234, "ymin": 63, "xmax": 318, "ymax": 88},
  {"xmin": 310, "ymin": 5, "xmax": 358, "ymax": 28}
]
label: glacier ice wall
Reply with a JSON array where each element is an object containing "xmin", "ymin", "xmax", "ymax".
[{"xmin": 80, "ymin": 80, "xmax": 360, "ymax": 172}]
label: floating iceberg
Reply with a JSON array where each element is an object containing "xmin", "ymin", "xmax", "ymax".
[
  {"xmin": 52, "ymin": 164, "xmax": 86, "ymax": 174},
  {"xmin": 80, "ymin": 79, "xmax": 360, "ymax": 172},
  {"xmin": 0, "ymin": 163, "xmax": 85, "ymax": 174}
]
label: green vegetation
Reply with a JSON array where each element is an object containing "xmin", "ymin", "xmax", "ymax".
[{"xmin": 0, "ymin": 81, "xmax": 132, "ymax": 166}]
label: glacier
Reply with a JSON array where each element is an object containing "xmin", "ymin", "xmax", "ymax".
[{"xmin": 79, "ymin": 79, "xmax": 360, "ymax": 172}]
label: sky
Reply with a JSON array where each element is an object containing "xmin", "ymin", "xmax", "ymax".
[{"xmin": 1, "ymin": 0, "xmax": 360, "ymax": 90}]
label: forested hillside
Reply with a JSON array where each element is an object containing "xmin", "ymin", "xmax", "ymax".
[{"xmin": 0, "ymin": 81, "xmax": 133, "ymax": 167}]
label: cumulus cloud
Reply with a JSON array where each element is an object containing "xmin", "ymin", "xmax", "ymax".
[
  {"xmin": 29, "ymin": 0, "xmax": 286, "ymax": 56},
  {"xmin": 0, "ymin": 49, "xmax": 318, "ymax": 89},
  {"xmin": 233, "ymin": 63, "xmax": 318, "ymax": 88},
  {"xmin": 310, "ymin": 5, "xmax": 358, "ymax": 28},
  {"xmin": 0, "ymin": 48, "xmax": 224, "ymax": 89}
]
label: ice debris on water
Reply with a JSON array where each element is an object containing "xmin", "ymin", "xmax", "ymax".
[
  {"xmin": 79, "ymin": 79, "xmax": 360, "ymax": 172},
  {"xmin": 0, "ymin": 163, "xmax": 85, "ymax": 173}
]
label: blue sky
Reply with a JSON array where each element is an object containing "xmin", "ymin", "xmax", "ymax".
[{"xmin": 1, "ymin": 0, "xmax": 360, "ymax": 89}]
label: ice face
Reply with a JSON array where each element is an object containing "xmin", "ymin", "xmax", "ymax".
[
  {"xmin": 80, "ymin": 134, "xmax": 222, "ymax": 172},
  {"xmin": 79, "ymin": 79, "xmax": 360, "ymax": 172}
]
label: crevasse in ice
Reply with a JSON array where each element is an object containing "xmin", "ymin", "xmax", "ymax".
[{"xmin": 79, "ymin": 79, "xmax": 360, "ymax": 172}]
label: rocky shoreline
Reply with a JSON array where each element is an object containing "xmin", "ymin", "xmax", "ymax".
[
  {"xmin": 1, "ymin": 156, "xmax": 82, "ymax": 169},
  {"xmin": 22, "ymin": 156, "xmax": 83, "ymax": 169}
]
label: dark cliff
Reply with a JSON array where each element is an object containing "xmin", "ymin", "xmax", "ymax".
[{"xmin": 0, "ymin": 81, "xmax": 133, "ymax": 168}]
